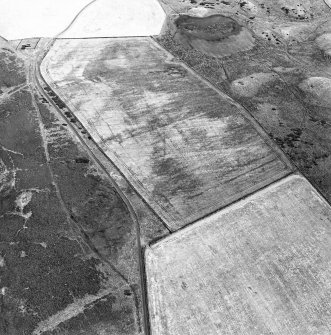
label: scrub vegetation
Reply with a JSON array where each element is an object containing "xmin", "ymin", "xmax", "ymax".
[
  {"xmin": 157, "ymin": 0, "xmax": 331, "ymax": 202},
  {"xmin": 0, "ymin": 38, "xmax": 143, "ymax": 335}
]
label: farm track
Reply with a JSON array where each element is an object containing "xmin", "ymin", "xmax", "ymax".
[
  {"xmin": 56, "ymin": 0, "xmax": 98, "ymax": 38},
  {"xmin": 29, "ymin": 40, "xmax": 151, "ymax": 335}
]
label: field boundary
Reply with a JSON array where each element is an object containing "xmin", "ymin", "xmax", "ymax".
[{"xmin": 146, "ymin": 172, "xmax": 331, "ymax": 250}]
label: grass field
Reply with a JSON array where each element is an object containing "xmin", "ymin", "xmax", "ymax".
[
  {"xmin": 0, "ymin": 0, "xmax": 165, "ymax": 40},
  {"xmin": 41, "ymin": 37, "xmax": 292, "ymax": 230},
  {"xmin": 0, "ymin": 0, "xmax": 91, "ymax": 39},
  {"xmin": 60, "ymin": 0, "xmax": 166, "ymax": 38},
  {"xmin": 146, "ymin": 174, "xmax": 331, "ymax": 335}
]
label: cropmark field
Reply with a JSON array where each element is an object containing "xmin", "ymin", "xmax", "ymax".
[{"xmin": 41, "ymin": 37, "xmax": 292, "ymax": 230}]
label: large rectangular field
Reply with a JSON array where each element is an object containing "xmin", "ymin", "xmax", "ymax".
[
  {"xmin": 41, "ymin": 37, "xmax": 292, "ymax": 230},
  {"xmin": 146, "ymin": 175, "xmax": 331, "ymax": 335}
]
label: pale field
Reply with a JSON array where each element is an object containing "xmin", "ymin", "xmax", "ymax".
[
  {"xmin": 60, "ymin": 0, "xmax": 166, "ymax": 38},
  {"xmin": 0, "ymin": 0, "xmax": 91, "ymax": 39},
  {"xmin": 0, "ymin": 0, "xmax": 165, "ymax": 40},
  {"xmin": 146, "ymin": 174, "xmax": 331, "ymax": 335},
  {"xmin": 41, "ymin": 37, "xmax": 292, "ymax": 230}
]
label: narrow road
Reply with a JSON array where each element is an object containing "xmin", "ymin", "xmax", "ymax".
[
  {"xmin": 26, "ymin": 40, "xmax": 151, "ymax": 335},
  {"xmin": 56, "ymin": 0, "xmax": 98, "ymax": 38}
]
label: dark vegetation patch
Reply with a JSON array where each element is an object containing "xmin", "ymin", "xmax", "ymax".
[
  {"xmin": 157, "ymin": 33, "xmax": 227, "ymax": 85},
  {"xmin": 9, "ymin": 239, "xmax": 102, "ymax": 314},
  {"xmin": 75, "ymin": 157, "xmax": 90, "ymax": 164},
  {"xmin": 280, "ymin": 5, "xmax": 310, "ymax": 20},
  {"xmin": 70, "ymin": 180, "xmax": 134, "ymax": 261},
  {"xmin": 0, "ymin": 51, "xmax": 141, "ymax": 333},
  {"xmin": 36, "ymin": 101, "xmax": 136, "ymax": 266},
  {"xmin": 0, "ymin": 91, "xmax": 47, "ymax": 163},
  {"xmin": 0, "ymin": 51, "xmax": 25, "ymax": 88},
  {"xmin": 0, "ymin": 89, "xmax": 104, "ymax": 334},
  {"xmin": 158, "ymin": 16, "xmax": 331, "ymax": 203},
  {"xmin": 164, "ymin": 13, "xmax": 256, "ymax": 58},
  {"xmin": 163, "ymin": 64, "xmax": 188, "ymax": 77},
  {"xmin": 175, "ymin": 14, "xmax": 242, "ymax": 41},
  {"xmin": 152, "ymin": 156, "xmax": 203, "ymax": 198},
  {"xmin": 270, "ymin": 128, "xmax": 302, "ymax": 149}
]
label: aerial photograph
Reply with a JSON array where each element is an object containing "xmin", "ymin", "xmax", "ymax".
[{"xmin": 0, "ymin": 0, "xmax": 330, "ymax": 334}]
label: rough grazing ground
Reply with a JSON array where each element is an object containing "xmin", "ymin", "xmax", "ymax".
[
  {"xmin": 158, "ymin": 0, "xmax": 331, "ymax": 202},
  {"xmin": 0, "ymin": 39, "xmax": 143, "ymax": 335},
  {"xmin": 41, "ymin": 37, "xmax": 292, "ymax": 230},
  {"xmin": 146, "ymin": 174, "xmax": 331, "ymax": 335}
]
